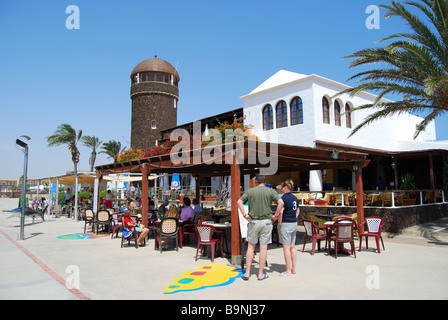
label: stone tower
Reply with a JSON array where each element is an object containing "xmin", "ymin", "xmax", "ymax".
[{"xmin": 130, "ymin": 56, "xmax": 180, "ymax": 150}]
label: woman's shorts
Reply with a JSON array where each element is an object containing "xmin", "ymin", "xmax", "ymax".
[
  {"xmin": 247, "ymin": 219, "xmax": 273, "ymax": 245},
  {"xmin": 279, "ymin": 222, "xmax": 298, "ymax": 245}
]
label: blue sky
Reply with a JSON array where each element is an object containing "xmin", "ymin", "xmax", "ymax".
[{"xmin": 1, "ymin": 0, "xmax": 446, "ymax": 179}]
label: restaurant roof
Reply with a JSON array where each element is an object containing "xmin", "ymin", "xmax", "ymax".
[{"xmin": 95, "ymin": 141, "xmax": 369, "ymax": 177}]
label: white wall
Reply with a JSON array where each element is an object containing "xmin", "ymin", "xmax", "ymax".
[{"xmin": 241, "ymin": 71, "xmax": 438, "ymax": 153}]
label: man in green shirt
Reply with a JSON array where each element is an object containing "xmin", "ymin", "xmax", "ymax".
[{"xmin": 237, "ymin": 174, "xmax": 284, "ymax": 281}]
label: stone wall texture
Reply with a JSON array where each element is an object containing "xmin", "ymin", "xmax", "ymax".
[
  {"xmin": 130, "ymin": 82, "xmax": 178, "ymax": 150},
  {"xmin": 300, "ymin": 203, "xmax": 448, "ymax": 233}
]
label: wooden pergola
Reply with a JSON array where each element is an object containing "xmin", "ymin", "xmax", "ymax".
[{"xmin": 95, "ymin": 141, "xmax": 369, "ymax": 264}]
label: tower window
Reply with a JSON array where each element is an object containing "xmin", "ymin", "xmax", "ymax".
[
  {"xmin": 263, "ymin": 104, "xmax": 273, "ymax": 130},
  {"xmin": 151, "ymin": 120, "xmax": 156, "ymax": 129},
  {"xmin": 276, "ymin": 100, "xmax": 288, "ymax": 128},
  {"xmin": 290, "ymin": 96, "xmax": 303, "ymax": 125}
]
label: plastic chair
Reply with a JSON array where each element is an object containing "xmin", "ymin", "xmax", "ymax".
[
  {"xmin": 182, "ymin": 220, "xmax": 197, "ymax": 245},
  {"xmin": 155, "ymin": 217, "xmax": 179, "ymax": 253},
  {"xmin": 200, "ymin": 220, "xmax": 225, "ymax": 251},
  {"xmin": 111, "ymin": 213, "xmax": 122, "ymax": 239},
  {"xmin": 121, "ymin": 227, "xmax": 140, "ymax": 248},
  {"xmin": 328, "ymin": 219, "xmax": 356, "ymax": 259},
  {"xmin": 84, "ymin": 209, "xmax": 95, "ymax": 233},
  {"xmin": 302, "ymin": 219, "xmax": 328, "ymax": 255},
  {"xmin": 195, "ymin": 224, "xmax": 223, "ymax": 262},
  {"xmin": 147, "ymin": 211, "xmax": 158, "ymax": 238},
  {"xmin": 358, "ymin": 217, "xmax": 385, "ymax": 253}
]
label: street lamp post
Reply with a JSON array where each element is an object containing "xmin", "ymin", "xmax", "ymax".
[{"xmin": 16, "ymin": 136, "xmax": 30, "ymax": 241}]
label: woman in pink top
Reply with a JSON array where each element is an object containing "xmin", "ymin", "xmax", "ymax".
[{"xmin": 180, "ymin": 197, "xmax": 194, "ymax": 222}]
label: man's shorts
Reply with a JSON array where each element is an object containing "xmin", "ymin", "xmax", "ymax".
[
  {"xmin": 247, "ymin": 219, "xmax": 273, "ymax": 245},
  {"xmin": 279, "ymin": 222, "xmax": 298, "ymax": 245}
]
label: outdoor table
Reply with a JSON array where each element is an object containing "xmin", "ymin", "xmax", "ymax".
[
  {"xmin": 316, "ymin": 214, "xmax": 346, "ymax": 221},
  {"xmin": 324, "ymin": 221, "xmax": 353, "ymax": 255},
  {"xmin": 206, "ymin": 213, "xmax": 229, "ymax": 223}
]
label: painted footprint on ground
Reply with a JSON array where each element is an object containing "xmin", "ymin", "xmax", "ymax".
[
  {"xmin": 164, "ymin": 263, "xmax": 243, "ymax": 294},
  {"xmin": 57, "ymin": 233, "xmax": 108, "ymax": 239}
]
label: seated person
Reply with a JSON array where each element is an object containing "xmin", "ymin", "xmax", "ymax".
[
  {"xmin": 164, "ymin": 204, "xmax": 180, "ymax": 219},
  {"xmin": 122, "ymin": 210, "xmax": 149, "ymax": 247},
  {"xmin": 192, "ymin": 198, "xmax": 202, "ymax": 214},
  {"xmin": 180, "ymin": 197, "xmax": 195, "ymax": 223},
  {"xmin": 158, "ymin": 198, "xmax": 170, "ymax": 215},
  {"xmin": 129, "ymin": 197, "xmax": 141, "ymax": 210}
]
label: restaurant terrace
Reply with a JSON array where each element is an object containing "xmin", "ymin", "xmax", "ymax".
[{"xmin": 95, "ymin": 140, "xmax": 369, "ymax": 264}]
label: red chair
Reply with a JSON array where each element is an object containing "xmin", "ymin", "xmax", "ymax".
[
  {"xmin": 302, "ymin": 219, "xmax": 327, "ymax": 255},
  {"xmin": 146, "ymin": 211, "xmax": 158, "ymax": 238},
  {"xmin": 358, "ymin": 217, "xmax": 385, "ymax": 253},
  {"xmin": 328, "ymin": 219, "xmax": 356, "ymax": 259},
  {"xmin": 182, "ymin": 220, "xmax": 197, "ymax": 245},
  {"xmin": 200, "ymin": 220, "xmax": 225, "ymax": 253},
  {"xmin": 111, "ymin": 213, "xmax": 122, "ymax": 239},
  {"xmin": 195, "ymin": 224, "xmax": 223, "ymax": 262}
]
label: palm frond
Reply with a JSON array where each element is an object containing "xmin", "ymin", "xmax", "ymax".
[{"xmin": 338, "ymin": 0, "xmax": 448, "ymax": 138}]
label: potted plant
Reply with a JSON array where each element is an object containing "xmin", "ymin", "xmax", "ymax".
[
  {"xmin": 206, "ymin": 194, "xmax": 216, "ymax": 201},
  {"xmin": 399, "ymin": 173, "xmax": 417, "ymax": 205}
]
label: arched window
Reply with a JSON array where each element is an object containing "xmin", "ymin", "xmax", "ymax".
[
  {"xmin": 290, "ymin": 96, "xmax": 303, "ymax": 125},
  {"xmin": 276, "ymin": 100, "xmax": 288, "ymax": 128},
  {"xmin": 323, "ymin": 97, "xmax": 330, "ymax": 124},
  {"xmin": 334, "ymin": 100, "xmax": 341, "ymax": 126},
  {"xmin": 151, "ymin": 120, "xmax": 157, "ymax": 129},
  {"xmin": 345, "ymin": 103, "xmax": 352, "ymax": 128},
  {"xmin": 263, "ymin": 104, "xmax": 273, "ymax": 130}
]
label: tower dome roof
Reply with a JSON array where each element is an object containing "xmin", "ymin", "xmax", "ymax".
[{"xmin": 130, "ymin": 56, "xmax": 180, "ymax": 82}]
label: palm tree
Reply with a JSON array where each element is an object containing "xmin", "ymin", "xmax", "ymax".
[
  {"xmin": 100, "ymin": 140, "xmax": 122, "ymax": 163},
  {"xmin": 81, "ymin": 135, "xmax": 102, "ymax": 172},
  {"xmin": 338, "ymin": 0, "xmax": 448, "ymax": 139},
  {"xmin": 46, "ymin": 124, "xmax": 82, "ymax": 172}
]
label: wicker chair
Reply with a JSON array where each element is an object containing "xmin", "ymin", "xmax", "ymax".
[
  {"xmin": 96, "ymin": 210, "xmax": 111, "ymax": 234},
  {"xmin": 155, "ymin": 217, "xmax": 179, "ymax": 253},
  {"xmin": 84, "ymin": 209, "xmax": 95, "ymax": 233}
]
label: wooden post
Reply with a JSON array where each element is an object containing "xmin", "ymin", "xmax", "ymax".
[
  {"xmin": 141, "ymin": 164, "xmax": 149, "ymax": 227},
  {"xmin": 355, "ymin": 167, "xmax": 365, "ymax": 233},
  {"xmin": 230, "ymin": 155, "xmax": 241, "ymax": 266},
  {"xmin": 95, "ymin": 171, "xmax": 102, "ymax": 213}
]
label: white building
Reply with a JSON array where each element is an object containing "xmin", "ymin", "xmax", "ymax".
[{"xmin": 241, "ymin": 70, "xmax": 448, "ymax": 191}]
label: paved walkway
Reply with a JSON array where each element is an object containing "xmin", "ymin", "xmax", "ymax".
[{"xmin": 1, "ymin": 198, "xmax": 447, "ymax": 302}]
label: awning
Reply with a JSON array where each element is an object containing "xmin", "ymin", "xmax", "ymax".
[{"xmin": 40, "ymin": 173, "xmax": 161, "ymax": 185}]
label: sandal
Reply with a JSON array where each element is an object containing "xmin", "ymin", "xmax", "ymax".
[
  {"xmin": 241, "ymin": 275, "xmax": 250, "ymax": 281},
  {"xmin": 257, "ymin": 274, "xmax": 269, "ymax": 281}
]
